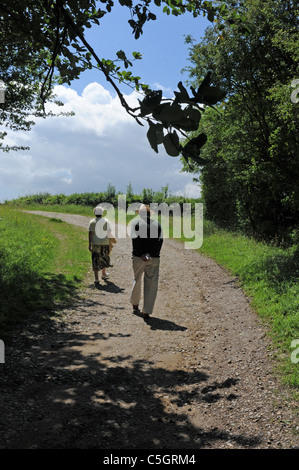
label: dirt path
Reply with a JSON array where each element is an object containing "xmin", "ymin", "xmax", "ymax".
[{"xmin": 0, "ymin": 211, "xmax": 298, "ymax": 449}]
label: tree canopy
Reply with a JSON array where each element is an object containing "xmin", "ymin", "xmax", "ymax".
[
  {"xmin": 181, "ymin": 0, "xmax": 299, "ymax": 242},
  {"xmin": 0, "ymin": 0, "xmax": 248, "ymax": 154}
]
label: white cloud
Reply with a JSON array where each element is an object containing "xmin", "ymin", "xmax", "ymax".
[
  {"xmin": 152, "ymin": 82, "xmax": 174, "ymax": 98},
  {"xmin": 0, "ymin": 82, "xmax": 200, "ymax": 202},
  {"xmin": 45, "ymin": 82, "xmax": 135, "ymax": 136}
]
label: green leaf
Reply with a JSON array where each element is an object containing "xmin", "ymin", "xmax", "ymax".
[
  {"xmin": 192, "ymin": 72, "xmax": 226, "ymax": 105},
  {"xmin": 182, "ymin": 133, "xmax": 207, "ymax": 162},
  {"xmin": 147, "ymin": 124, "xmax": 158, "ymax": 153},
  {"xmin": 163, "ymin": 131, "xmax": 180, "ymax": 156},
  {"xmin": 155, "ymin": 123, "xmax": 164, "ymax": 145},
  {"xmin": 139, "ymin": 90, "xmax": 162, "ymax": 116},
  {"xmin": 207, "ymin": 10, "xmax": 215, "ymax": 22},
  {"xmin": 219, "ymin": 3, "xmax": 228, "ymax": 15},
  {"xmin": 147, "ymin": 121, "xmax": 164, "ymax": 153},
  {"xmin": 132, "ymin": 51, "xmax": 142, "ymax": 60},
  {"xmin": 187, "ymin": 106, "xmax": 201, "ymax": 120},
  {"xmin": 189, "ymin": 154, "xmax": 206, "ymax": 165},
  {"xmin": 166, "ymin": 105, "xmax": 201, "ymax": 132},
  {"xmin": 158, "ymin": 102, "xmax": 185, "ymax": 123},
  {"xmin": 202, "ymin": 86, "xmax": 226, "ymax": 105},
  {"xmin": 174, "ymin": 81, "xmax": 191, "ymax": 104},
  {"xmin": 192, "ymin": 133, "xmax": 208, "ymax": 149},
  {"xmin": 183, "ymin": 105, "xmax": 201, "ymax": 124},
  {"xmin": 116, "ymin": 50, "xmax": 126, "ymax": 61},
  {"xmin": 196, "ymin": 71, "xmax": 212, "ymax": 96},
  {"xmin": 119, "ymin": 0, "xmax": 133, "ymax": 5}
]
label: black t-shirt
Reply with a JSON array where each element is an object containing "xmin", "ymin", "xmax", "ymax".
[{"xmin": 130, "ymin": 215, "xmax": 163, "ymax": 258}]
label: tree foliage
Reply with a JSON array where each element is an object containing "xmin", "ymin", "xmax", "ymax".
[
  {"xmin": 0, "ymin": 0, "xmax": 248, "ymax": 153},
  {"xmin": 181, "ymin": 0, "xmax": 299, "ymax": 242}
]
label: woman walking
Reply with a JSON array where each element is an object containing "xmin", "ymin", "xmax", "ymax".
[{"xmin": 88, "ymin": 205, "xmax": 116, "ymax": 285}]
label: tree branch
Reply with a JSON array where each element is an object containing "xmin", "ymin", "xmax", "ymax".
[{"xmin": 56, "ymin": 0, "xmax": 139, "ymax": 119}]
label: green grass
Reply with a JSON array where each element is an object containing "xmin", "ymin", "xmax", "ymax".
[
  {"xmin": 0, "ymin": 206, "xmax": 90, "ymax": 340},
  {"xmin": 11, "ymin": 202, "xmax": 94, "ymax": 216},
  {"xmin": 197, "ymin": 228, "xmax": 299, "ymax": 391}
]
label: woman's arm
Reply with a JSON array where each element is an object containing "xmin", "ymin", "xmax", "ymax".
[{"xmin": 88, "ymin": 231, "xmax": 93, "ymax": 251}]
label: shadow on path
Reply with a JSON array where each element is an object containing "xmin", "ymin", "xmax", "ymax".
[{"xmin": 1, "ymin": 317, "xmax": 262, "ymax": 449}]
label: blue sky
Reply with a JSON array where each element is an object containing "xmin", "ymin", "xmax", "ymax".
[
  {"xmin": 77, "ymin": 5, "xmax": 210, "ymax": 94},
  {"xmin": 0, "ymin": 5, "xmax": 210, "ymax": 202}
]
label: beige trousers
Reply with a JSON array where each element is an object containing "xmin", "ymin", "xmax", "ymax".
[{"xmin": 130, "ymin": 256, "xmax": 160, "ymax": 315}]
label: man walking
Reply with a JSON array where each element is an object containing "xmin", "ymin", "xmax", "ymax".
[{"xmin": 130, "ymin": 204, "xmax": 163, "ymax": 320}]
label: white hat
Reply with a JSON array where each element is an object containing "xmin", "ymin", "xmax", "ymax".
[
  {"xmin": 139, "ymin": 204, "xmax": 150, "ymax": 212},
  {"xmin": 139, "ymin": 204, "xmax": 153, "ymax": 214},
  {"xmin": 94, "ymin": 206, "xmax": 104, "ymax": 216}
]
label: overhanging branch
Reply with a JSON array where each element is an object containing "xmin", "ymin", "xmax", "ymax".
[{"xmin": 56, "ymin": 0, "xmax": 140, "ymax": 119}]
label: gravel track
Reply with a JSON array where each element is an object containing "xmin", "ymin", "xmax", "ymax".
[{"xmin": 0, "ymin": 210, "xmax": 298, "ymax": 449}]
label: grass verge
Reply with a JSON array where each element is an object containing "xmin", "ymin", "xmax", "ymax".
[
  {"xmin": 195, "ymin": 226, "xmax": 299, "ymax": 392},
  {"xmin": 0, "ymin": 206, "xmax": 90, "ymax": 340},
  {"xmin": 8, "ymin": 202, "xmax": 94, "ymax": 216}
]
